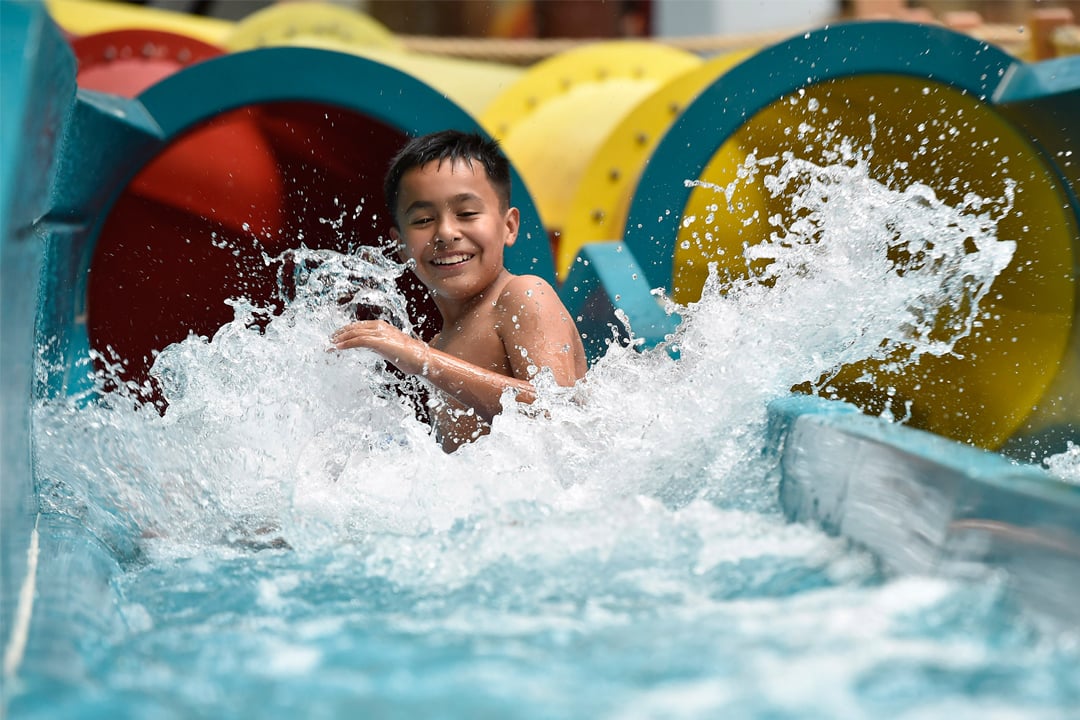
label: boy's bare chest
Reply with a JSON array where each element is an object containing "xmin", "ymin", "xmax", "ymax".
[{"xmin": 433, "ymin": 310, "xmax": 513, "ymax": 376}]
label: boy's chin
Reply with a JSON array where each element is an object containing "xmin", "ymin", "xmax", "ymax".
[{"xmin": 430, "ymin": 285, "xmax": 471, "ymax": 301}]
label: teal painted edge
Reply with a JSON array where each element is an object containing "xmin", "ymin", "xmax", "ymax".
[
  {"xmin": 993, "ymin": 54, "xmax": 1080, "ymax": 104},
  {"xmin": 135, "ymin": 46, "xmax": 553, "ymax": 282},
  {"xmin": 39, "ymin": 46, "xmax": 554, "ymax": 399},
  {"xmin": 39, "ymin": 90, "xmax": 168, "ymax": 399},
  {"xmin": 1, "ymin": 0, "xmax": 76, "ymax": 241},
  {"xmin": 0, "ymin": 0, "xmax": 75, "ymax": 671},
  {"xmin": 992, "ymin": 57, "xmax": 1080, "ymax": 237},
  {"xmin": 8, "ymin": 514, "xmax": 127, "ymax": 703},
  {"xmin": 765, "ymin": 393, "xmax": 1080, "ymax": 622},
  {"xmin": 561, "ymin": 241, "xmax": 680, "ymax": 363},
  {"xmin": 767, "ymin": 394, "xmax": 1072, "ymax": 500},
  {"xmin": 625, "ymin": 20, "xmax": 1018, "ymax": 292}
]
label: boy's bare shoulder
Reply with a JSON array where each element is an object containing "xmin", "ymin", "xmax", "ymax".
[
  {"xmin": 493, "ymin": 274, "xmax": 575, "ymax": 331},
  {"xmin": 497, "ymin": 274, "xmax": 561, "ymax": 306}
]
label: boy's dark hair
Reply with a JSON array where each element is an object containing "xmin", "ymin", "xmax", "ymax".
[{"xmin": 384, "ymin": 130, "xmax": 512, "ymax": 225}]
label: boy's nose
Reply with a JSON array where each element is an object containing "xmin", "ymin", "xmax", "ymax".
[{"xmin": 434, "ymin": 216, "xmax": 461, "ymax": 244}]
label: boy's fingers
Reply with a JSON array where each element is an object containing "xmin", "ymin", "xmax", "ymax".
[
  {"xmin": 330, "ymin": 320, "xmax": 398, "ymax": 351},
  {"xmin": 331, "ymin": 323, "xmax": 357, "ymax": 341}
]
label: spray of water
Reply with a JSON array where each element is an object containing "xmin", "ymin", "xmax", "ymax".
[
  {"xmin": 1045, "ymin": 442, "xmax": 1080, "ymax": 484},
  {"xmin": 32, "ymin": 147, "xmax": 1021, "ymax": 571},
  {"xmin": 35, "ymin": 140, "xmax": 1080, "ymax": 720}
]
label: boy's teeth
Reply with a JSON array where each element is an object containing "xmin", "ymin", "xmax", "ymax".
[{"xmin": 433, "ymin": 254, "xmax": 470, "ymax": 266}]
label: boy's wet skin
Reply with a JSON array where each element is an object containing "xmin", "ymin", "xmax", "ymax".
[{"xmin": 331, "ymin": 131, "xmax": 587, "ymax": 452}]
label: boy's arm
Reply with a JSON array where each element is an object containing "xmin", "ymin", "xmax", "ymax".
[
  {"xmin": 330, "ymin": 320, "xmax": 538, "ymax": 422},
  {"xmin": 496, "ymin": 275, "xmax": 586, "ymax": 388},
  {"xmin": 330, "ymin": 276, "xmax": 585, "ymax": 422}
]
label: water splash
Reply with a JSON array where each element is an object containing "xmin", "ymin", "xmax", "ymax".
[
  {"xmin": 1045, "ymin": 442, "xmax": 1080, "ymax": 484},
  {"xmin": 26, "ymin": 151, "xmax": 1075, "ymax": 718},
  {"xmin": 33, "ymin": 152, "xmax": 1019, "ymax": 554}
]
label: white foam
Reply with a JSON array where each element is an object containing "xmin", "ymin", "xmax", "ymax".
[{"xmin": 32, "ymin": 150, "xmax": 1018, "ymax": 619}]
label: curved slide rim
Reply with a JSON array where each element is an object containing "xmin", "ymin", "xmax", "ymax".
[
  {"xmin": 624, "ymin": 20, "xmax": 1018, "ymax": 291},
  {"xmin": 132, "ymin": 45, "xmax": 552, "ymax": 280}
]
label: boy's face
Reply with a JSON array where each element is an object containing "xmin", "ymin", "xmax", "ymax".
[{"xmin": 390, "ymin": 158, "xmax": 519, "ymax": 305}]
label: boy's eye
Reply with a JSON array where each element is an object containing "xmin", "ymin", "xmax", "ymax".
[
  {"xmin": 410, "ymin": 217, "xmax": 433, "ymax": 226},
  {"xmin": 458, "ymin": 211, "xmax": 479, "ymax": 218}
]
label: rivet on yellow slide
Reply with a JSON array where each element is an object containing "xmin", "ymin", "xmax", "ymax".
[
  {"xmin": 558, "ymin": 49, "xmax": 758, "ymax": 279},
  {"xmin": 224, "ymin": 2, "xmax": 519, "ymax": 118},
  {"xmin": 46, "ymin": 0, "xmax": 232, "ymax": 43},
  {"xmin": 481, "ymin": 41, "xmax": 702, "ymax": 241},
  {"xmin": 224, "ymin": 2, "xmax": 403, "ymax": 53}
]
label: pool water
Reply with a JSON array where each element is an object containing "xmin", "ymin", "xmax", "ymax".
[
  {"xmin": 27, "ymin": 527, "xmax": 1080, "ymax": 719},
  {"xmin": 11, "ymin": 153, "xmax": 1080, "ymax": 718}
]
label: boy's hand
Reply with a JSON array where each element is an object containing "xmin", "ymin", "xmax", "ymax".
[{"xmin": 331, "ymin": 320, "xmax": 428, "ymax": 375}]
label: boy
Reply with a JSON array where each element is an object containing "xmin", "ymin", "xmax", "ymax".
[{"xmin": 331, "ymin": 130, "xmax": 588, "ymax": 452}]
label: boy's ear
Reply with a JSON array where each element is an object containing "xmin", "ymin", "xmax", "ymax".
[
  {"xmin": 389, "ymin": 226, "xmax": 406, "ymax": 262},
  {"xmin": 503, "ymin": 207, "xmax": 520, "ymax": 248}
]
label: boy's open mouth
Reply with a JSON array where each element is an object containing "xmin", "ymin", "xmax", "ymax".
[{"xmin": 431, "ymin": 253, "xmax": 473, "ymax": 267}]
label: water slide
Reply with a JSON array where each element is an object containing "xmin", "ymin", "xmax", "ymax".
[{"xmin": 3, "ymin": 0, "xmax": 1079, "ymax": 711}]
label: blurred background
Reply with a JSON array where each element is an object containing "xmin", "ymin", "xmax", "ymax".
[
  {"xmin": 30, "ymin": 0, "xmax": 1080, "ymax": 438},
  {"xmin": 115, "ymin": 0, "xmax": 1080, "ymax": 44}
]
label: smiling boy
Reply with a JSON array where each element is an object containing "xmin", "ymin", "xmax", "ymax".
[{"xmin": 331, "ymin": 130, "xmax": 588, "ymax": 451}]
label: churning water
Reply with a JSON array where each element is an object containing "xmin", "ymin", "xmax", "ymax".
[{"xmin": 18, "ymin": 150, "xmax": 1080, "ymax": 719}]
